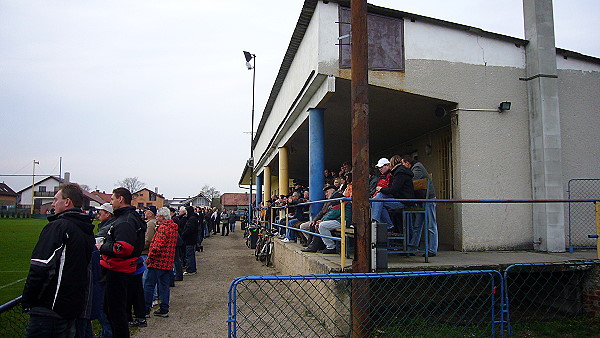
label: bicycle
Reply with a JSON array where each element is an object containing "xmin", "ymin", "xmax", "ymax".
[{"xmin": 254, "ymin": 224, "xmax": 275, "ymax": 266}]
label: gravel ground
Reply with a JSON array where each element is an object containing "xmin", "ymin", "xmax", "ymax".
[{"xmin": 135, "ymin": 227, "xmax": 277, "ymax": 337}]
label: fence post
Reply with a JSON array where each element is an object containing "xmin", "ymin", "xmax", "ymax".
[
  {"xmin": 594, "ymin": 201, "xmax": 600, "ymax": 259},
  {"xmin": 341, "ymin": 200, "xmax": 346, "ymax": 269}
]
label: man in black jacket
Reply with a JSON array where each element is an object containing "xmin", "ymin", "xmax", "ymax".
[
  {"xmin": 181, "ymin": 206, "xmax": 198, "ymax": 275},
  {"xmin": 97, "ymin": 187, "xmax": 146, "ymax": 338},
  {"xmin": 22, "ymin": 183, "xmax": 95, "ymax": 337},
  {"xmin": 372, "ymin": 155, "xmax": 416, "ymax": 228}
]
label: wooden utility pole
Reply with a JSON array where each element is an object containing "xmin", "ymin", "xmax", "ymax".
[{"xmin": 350, "ymin": 0, "xmax": 371, "ymax": 336}]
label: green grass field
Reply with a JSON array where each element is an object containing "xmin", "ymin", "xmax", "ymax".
[{"xmin": 0, "ymin": 218, "xmax": 46, "ymax": 304}]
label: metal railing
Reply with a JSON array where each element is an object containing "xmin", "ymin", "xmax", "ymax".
[
  {"xmin": 568, "ymin": 179, "xmax": 600, "ymax": 251},
  {"xmin": 228, "ymin": 262, "xmax": 600, "ymax": 337},
  {"xmin": 265, "ymin": 197, "xmax": 600, "ymax": 268},
  {"xmin": 504, "ymin": 262, "xmax": 600, "ymax": 336},
  {"xmin": 228, "ymin": 270, "xmax": 504, "ymax": 337},
  {"xmin": 0, "ymin": 296, "xmax": 28, "ymax": 336}
]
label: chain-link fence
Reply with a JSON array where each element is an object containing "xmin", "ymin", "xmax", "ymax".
[
  {"xmin": 504, "ymin": 262, "xmax": 600, "ymax": 337},
  {"xmin": 228, "ymin": 270, "xmax": 504, "ymax": 337},
  {"xmin": 568, "ymin": 179, "xmax": 600, "ymax": 250},
  {"xmin": 0, "ymin": 296, "xmax": 29, "ymax": 337}
]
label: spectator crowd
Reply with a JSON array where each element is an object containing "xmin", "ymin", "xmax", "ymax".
[
  {"xmin": 20, "ymin": 155, "xmax": 437, "ymax": 337},
  {"xmin": 21, "ymin": 184, "xmax": 244, "ymax": 337}
]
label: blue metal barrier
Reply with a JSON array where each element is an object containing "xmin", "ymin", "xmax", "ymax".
[{"xmin": 228, "ymin": 270, "xmax": 505, "ymax": 337}]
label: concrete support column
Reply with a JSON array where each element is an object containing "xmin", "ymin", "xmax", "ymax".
[
  {"xmin": 255, "ymin": 174, "xmax": 263, "ymax": 207},
  {"xmin": 523, "ymin": 0, "xmax": 565, "ymax": 252},
  {"xmin": 278, "ymin": 147, "xmax": 289, "ymax": 196},
  {"xmin": 308, "ymin": 108, "xmax": 325, "ymax": 218},
  {"xmin": 263, "ymin": 166, "xmax": 271, "ymax": 204}
]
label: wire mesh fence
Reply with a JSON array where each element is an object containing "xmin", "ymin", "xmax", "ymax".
[
  {"xmin": 228, "ymin": 270, "xmax": 504, "ymax": 337},
  {"xmin": 568, "ymin": 179, "xmax": 600, "ymax": 250},
  {"xmin": 0, "ymin": 296, "xmax": 29, "ymax": 337},
  {"xmin": 504, "ymin": 262, "xmax": 600, "ymax": 337}
]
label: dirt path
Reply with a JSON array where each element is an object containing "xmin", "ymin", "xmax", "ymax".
[{"xmin": 135, "ymin": 228, "xmax": 277, "ymax": 337}]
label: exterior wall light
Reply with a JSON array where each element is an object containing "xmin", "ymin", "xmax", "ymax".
[{"xmin": 498, "ymin": 101, "xmax": 511, "ymax": 112}]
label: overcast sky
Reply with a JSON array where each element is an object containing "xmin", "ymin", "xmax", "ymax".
[{"xmin": 1, "ymin": 0, "xmax": 598, "ymax": 198}]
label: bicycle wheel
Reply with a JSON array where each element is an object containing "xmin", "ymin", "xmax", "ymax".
[
  {"xmin": 255, "ymin": 235, "xmax": 265, "ymax": 260},
  {"xmin": 265, "ymin": 240, "xmax": 274, "ymax": 266}
]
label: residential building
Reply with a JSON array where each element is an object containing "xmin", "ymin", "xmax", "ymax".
[
  {"xmin": 17, "ymin": 175, "xmax": 104, "ymax": 213},
  {"xmin": 0, "ymin": 182, "xmax": 17, "ymax": 209},
  {"xmin": 221, "ymin": 193, "xmax": 255, "ymax": 211},
  {"xmin": 90, "ymin": 190, "xmax": 112, "ymax": 204},
  {"xmin": 132, "ymin": 188, "xmax": 165, "ymax": 209},
  {"xmin": 166, "ymin": 193, "xmax": 211, "ymax": 209}
]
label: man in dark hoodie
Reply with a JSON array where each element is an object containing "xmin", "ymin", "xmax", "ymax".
[
  {"xmin": 181, "ymin": 206, "xmax": 198, "ymax": 275},
  {"xmin": 22, "ymin": 183, "xmax": 95, "ymax": 337},
  {"xmin": 372, "ymin": 154, "xmax": 416, "ymax": 228},
  {"xmin": 98, "ymin": 187, "xmax": 146, "ymax": 338}
]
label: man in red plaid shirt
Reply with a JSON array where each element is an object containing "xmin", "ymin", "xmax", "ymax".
[{"xmin": 143, "ymin": 207, "xmax": 178, "ymax": 318}]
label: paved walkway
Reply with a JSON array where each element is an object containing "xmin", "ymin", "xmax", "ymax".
[{"xmin": 135, "ymin": 228, "xmax": 277, "ymax": 337}]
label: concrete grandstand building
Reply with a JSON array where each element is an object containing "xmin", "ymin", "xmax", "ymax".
[{"xmin": 238, "ymin": 0, "xmax": 600, "ymax": 253}]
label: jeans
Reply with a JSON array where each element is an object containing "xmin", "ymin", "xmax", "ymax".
[
  {"xmin": 408, "ymin": 201, "xmax": 438, "ymax": 254},
  {"xmin": 371, "ymin": 192, "xmax": 405, "ymax": 228},
  {"xmin": 96, "ymin": 283, "xmax": 113, "ymax": 338},
  {"xmin": 174, "ymin": 245, "xmax": 184, "ymax": 279},
  {"xmin": 221, "ymin": 222, "xmax": 229, "ymax": 236},
  {"xmin": 197, "ymin": 226, "xmax": 204, "ymax": 245},
  {"xmin": 185, "ymin": 245, "xmax": 197, "ymax": 273},
  {"xmin": 25, "ymin": 315, "xmax": 75, "ymax": 338},
  {"xmin": 75, "ymin": 318, "xmax": 93, "ymax": 338},
  {"xmin": 144, "ymin": 268, "xmax": 171, "ymax": 311},
  {"xmin": 285, "ymin": 219, "xmax": 300, "ymax": 240},
  {"xmin": 230, "ymin": 221, "xmax": 235, "ymax": 232},
  {"xmin": 140, "ymin": 255, "xmax": 158, "ymax": 301},
  {"xmin": 318, "ymin": 220, "xmax": 341, "ymax": 250}
]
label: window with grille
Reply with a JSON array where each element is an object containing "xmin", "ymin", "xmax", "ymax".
[{"xmin": 437, "ymin": 135, "xmax": 453, "ymax": 199}]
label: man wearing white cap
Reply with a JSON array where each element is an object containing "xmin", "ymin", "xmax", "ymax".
[
  {"xmin": 95, "ymin": 203, "xmax": 115, "ymax": 240},
  {"xmin": 373, "ymin": 158, "xmax": 392, "ymax": 197}
]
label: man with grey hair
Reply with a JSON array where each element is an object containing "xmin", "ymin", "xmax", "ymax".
[{"xmin": 143, "ymin": 207, "xmax": 178, "ymax": 317}]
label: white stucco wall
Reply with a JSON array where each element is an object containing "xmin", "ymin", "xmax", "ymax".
[
  {"xmin": 558, "ymin": 67, "xmax": 600, "ymax": 244},
  {"xmin": 404, "ymin": 20, "xmax": 526, "ymax": 69},
  {"xmin": 253, "ymin": 5, "xmax": 323, "ymax": 166}
]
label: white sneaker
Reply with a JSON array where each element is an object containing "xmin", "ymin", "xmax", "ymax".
[
  {"xmin": 183, "ymin": 271, "xmax": 197, "ymax": 276},
  {"xmin": 281, "ymin": 238, "xmax": 291, "ymax": 243},
  {"xmin": 152, "ymin": 299, "xmax": 160, "ymax": 307}
]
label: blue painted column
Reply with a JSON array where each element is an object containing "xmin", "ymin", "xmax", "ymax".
[
  {"xmin": 255, "ymin": 174, "xmax": 263, "ymax": 207},
  {"xmin": 308, "ymin": 108, "xmax": 325, "ymax": 218}
]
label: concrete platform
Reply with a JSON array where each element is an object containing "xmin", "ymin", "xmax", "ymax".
[{"xmin": 272, "ymin": 239, "xmax": 599, "ymax": 274}]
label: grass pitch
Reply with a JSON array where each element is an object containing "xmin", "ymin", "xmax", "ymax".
[{"xmin": 0, "ymin": 218, "xmax": 46, "ymax": 304}]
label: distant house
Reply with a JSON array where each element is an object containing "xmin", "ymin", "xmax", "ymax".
[
  {"xmin": 0, "ymin": 182, "xmax": 17, "ymax": 209},
  {"xmin": 90, "ymin": 190, "xmax": 112, "ymax": 204},
  {"xmin": 220, "ymin": 193, "xmax": 255, "ymax": 211},
  {"xmin": 132, "ymin": 188, "xmax": 165, "ymax": 209},
  {"xmin": 166, "ymin": 193, "xmax": 211, "ymax": 209},
  {"xmin": 17, "ymin": 175, "xmax": 104, "ymax": 213}
]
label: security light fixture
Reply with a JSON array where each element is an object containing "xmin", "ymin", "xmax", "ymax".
[
  {"xmin": 243, "ymin": 51, "xmax": 256, "ymax": 222},
  {"xmin": 243, "ymin": 51, "xmax": 255, "ymax": 70},
  {"xmin": 498, "ymin": 101, "xmax": 511, "ymax": 112}
]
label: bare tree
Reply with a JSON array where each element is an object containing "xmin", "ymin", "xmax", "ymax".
[
  {"xmin": 116, "ymin": 177, "xmax": 145, "ymax": 193},
  {"xmin": 200, "ymin": 185, "xmax": 221, "ymax": 201},
  {"xmin": 79, "ymin": 184, "xmax": 91, "ymax": 192}
]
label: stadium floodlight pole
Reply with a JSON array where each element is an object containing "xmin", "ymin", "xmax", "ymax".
[
  {"xmin": 244, "ymin": 51, "xmax": 256, "ymax": 222},
  {"xmin": 30, "ymin": 160, "xmax": 39, "ymax": 214}
]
